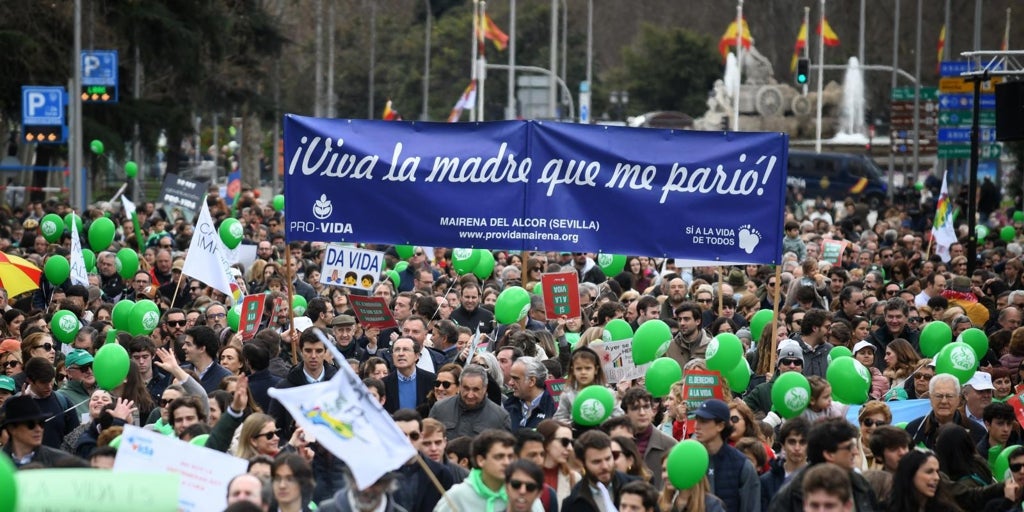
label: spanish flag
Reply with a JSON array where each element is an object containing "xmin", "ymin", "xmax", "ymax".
[
  {"xmin": 382, "ymin": 100, "xmax": 400, "ymax": 121},
  {"xmin": 937, "ymin": 25, "xmax": 946, "ymax": 72},
  {"xmin": 478, "ymin": 13, "xmax": 509, "ymax": 51},
  {"xmin": 790, "ymin": 20, "xmax": 808, "ymax": 72},
  {"xmin": 817, "ymin": 18, "xmax": 840, "ymax": 47},
  {"xmin": 719, "ymin": 19, "xmax": 753, "ymax": 60}
]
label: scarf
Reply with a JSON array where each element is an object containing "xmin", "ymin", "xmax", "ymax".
[{"xmin": 468, "ymin": 468, "xmax": 507, "ymax": 512}]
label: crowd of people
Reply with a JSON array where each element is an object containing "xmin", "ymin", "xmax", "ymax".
[{"xmin": 3, "ymin": 186, "xmax": 1024, "ymax": 512}]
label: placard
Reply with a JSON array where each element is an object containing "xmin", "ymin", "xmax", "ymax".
[
  {"xmin": 820, "ymin": 239, "xmax": 847, "ymax": 265},
  {"xmin": 682, "ymin": 369, "xmax": 726, "ymax": 410},
  {"xmin": 541, "ymin": 272, "xmax": 580, "ymax": 319},
  {"xmin": 158, "ymin": 173, "xmax": 208, "ymax": 221},
  {"xmin": 349, "ymin": 295, "xmax": 399, "ymax": 329},
  {"xmin": 320, "ymin": 244, "xmax": 384, "ymax": 291},
  {"xmin": 590, "ymin": 338, "xmax": 649, "ymax": 384},
  {"xmin": 114, "ymin": 424, "xmax": 248, "ymax": 512},
  {"xmin": 546, "ymin": 378, "xmax": 567, "ymax": 402},
  {"xmin": 16, "ymin": 469, "xmax": 180, "ymax": 512},
  {"xmin": 239, "ymin": 294, "xmax": 266, "ymax": 340}
]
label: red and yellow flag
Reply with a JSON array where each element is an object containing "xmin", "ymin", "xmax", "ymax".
[
  {"xmin": 382, "ymin": 100, "xmax": 400, "ymax": 121},
  {"xmin": 718, "ymin": 18, "xmax": 753, "ymax": 60},
  {"xmin": 937, "ymin": 25, "xmax": 946, "ymax": 72},
  {"xmin": 790, "ymin": 20, "xmax": 808, "ymax": 72},
  {"xmin": 817, "ymin": 18, "xmax": 840, "ymax": 47},
  {"xmin": 478, "ymin": 13, "xmax": 509, "ymax": 51}
]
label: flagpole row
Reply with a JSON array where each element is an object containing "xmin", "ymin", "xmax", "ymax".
[{"xmin": 414, "ymin": 453, "xmax": 460, "ymax": 512}]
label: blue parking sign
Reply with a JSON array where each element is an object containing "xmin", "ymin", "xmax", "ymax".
[{"xmin": 22, "ymin": 86, "xmax": 66, "ymax": 126}]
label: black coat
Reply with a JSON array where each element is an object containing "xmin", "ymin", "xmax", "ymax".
[{"xmin": 383, "ymin": 367, "xmax": 436, "ymax": 414}]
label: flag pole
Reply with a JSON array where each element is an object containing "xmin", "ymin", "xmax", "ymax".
[
  {"xmin": 815, "ymin": 0, "xmax": 825, "ymax": 153},
  {"xmin": 802, "ymin": 6, "xmax": 810, "ymax": 96},
  {"xmin": 478, "ymin": 0, "xmax": 487, "ymax": 121},
  {"xmin": 768, "ymin": 265, "xmax": 783, "ymax": 372},
  {"xmin": 285, "ymin": 248, "xmax": 299, "ymax": 365},
  {"xmin": 470, "ymin": 0, "xmax": 479, "ymax": 122},
  {"xmin": 1005, "ymin": 8, "xmax": 1012, "ymax": 51},
  {"xmin": 170, "ymin": 275, "xmax": 184, "ymax": 309},
  {"xmin": 732, "ymin": 0, "xmax": 743, "ymax": 131},
  {"xmin": 414, "ymin": 454, "xmax": 460, "ymax": 512},
  {"xmin": 717, "ymin": 267, "xmax": 724, "ymax": 314}
]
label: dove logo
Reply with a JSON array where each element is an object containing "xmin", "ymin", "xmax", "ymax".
[
  {"xmin": 142, "ymin": 311, "xmax": 160, "ymax": 332},
  {"xmin": 949, "ymin": 345, "xmax": 976, "ymax": 371},
  {"xmin": 229, "ymin": 222, "xmax": 244, "ymax": 239},
  {"xmin": 41, "ymin": 221, "xmax": 57, "ymax": 237},
  {"xmin": 577, "ymin": 399, "xmax": 606, "ymax": 424},
  {"xmin": 784, "ymin": 388, "xmax": 809, "ymax": 411},
  {"xmin": 598, "ymin": 253, "xmax": 613, "ymax": 267},
  {"xmin": 453, "ymin": 248, "xmax": 473, "ymax": 260},
  {"xmin": 58, "ymin": 315, "xmax": 78, "ymax": 333},
  {"xmin": 706, "ymin": 339, "xmax": 719, "ymax": 359},
  {"xmin": 313, "ymin": 194, "xmax": 333, "ymax": 220}
]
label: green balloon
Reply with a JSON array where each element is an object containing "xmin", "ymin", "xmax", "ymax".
[
  {"xmin": 495, "ymin": 286, "xmax": 531, "ymax": 325},
  {"xmin": 94, "ymin": 342, "xmax": 130, "ymax": 391},
  {"xmin": 473, "ymin": 250, "xmax": 496, "ymax": 280},
  {"xmin": 105, "ymin": 330, "xmax": 119, "ymax": 345},
  {"xmin": 82, "ymin": 249, "xmax": 96, "ymax": 273},
  {"xmin": 385, "ymin": 269, "xmax": 400, "ymax": 290},
  {"xmin": 292, "ymin": 295, "xmax": 308, "ymax": 316},
  {"xmin": 723, "ymin": 358, "xmax": 752, "ymax": 393},
  {"xmin": 0, "ymin": 452, "xmax": 16, "ymax": 512},
  {"xmin": 90, "ymin": 139, "xmax": 105, "ymax": 155},
  {"xmin": 645, "ymin": 357, "xmax": 682, "ymax": 397},
  {"xmin": 666, "ymin": 440, "xmax": 710, "ymax": 490},
  {"xmin": 572, "ymin": 385, "xmax": 615, "ymax": 426},
  {"xmin": 914, "ymin": 182, "xmax": 924, "ymax": 191},
  {"xmin": 228, "ymin": 303, "xmax": 242, "ymax": 332},
  {"xmin": 64, "ymin": 213, "xmax": 82, "ymax": 233},
  {"xmin": 919, "ymin": 321, "xmax": 952, "ymax": 358},
  {"xmin": 272, "ymin": 194, "xmax": 285, "ymax": 212},
  {"xmin": 109, "ymin": 434, "xmax": 122, "ymax": 449},
  {"xmin": 111, "ymin": 300, "xmax": 135, "ymax": 331},
  {"xmin": 451, "ymin": 248, "xmax": 481, "ymax": 275},
  {"xmin": 995, "ymin": 445, "xmax": 1022, "ymax": 481},
  {"xmin": 826, "ymin": 357, "xmax": 871, "ymax": 405},
  {"xmin": 895, "ymin": 421, "xmax": 908, "ymax": 430},
  {"xmin": 116, "ymin": 248, "xmax": 140, "ymax": 280},
  {"xmin": 394, "ymin": 261, "xmax": 409, "ymax": 274},
  {"xmin": 43, "ymin": 255, "xmax": 70, "ymax": 285},
  {"xmin": 828, "ymin": 345, "xmax": 853, "ymax": 364},
  {"xmin": 632, "ymin": 319, "xmax": 672, "ymax": 365},
  {"xmin": 597, "ymin": 253, "xmax": 626, "ymax": 277},
  {"xmin": 935, "ymin": 341, "xmax": 979, "ymax": 385},
  {"xmin": 957, "ymin": 328, "xmax": 989, "ymax": 360},
  {"xmin": 190, "ymin": 434, "xmax": 210, "ymax": 447},
  {"xmin": 88, "ymin": 217, "xmax": 116, "ymax": 252},
  {"xmin": 40, "ymin": 213, "xmax": 64, "ymax": 243},
  {"xmin": 130, "ymin": 300, "xmax": 161, "ymax": 335},
  {"xmin": 976, "ymin": 224, "xmax": 990, "ymax": 241},
  {"xmin": 705, "ymin": 333, "xmax": 743, "ymax": 372},
  {"xmin": 771, "ymin": 372, "xmax": 811, "ymax": 419},
  {"xmin": 218, "ymin": 218, "xmax": 244, "ymax": 249},
  {"xmin": 125, "ymin": 160, "xmax": 139, "ymax": 178},
  {"xmin": 1016, "ymin": 211, "xmax": 1024, "ymax": 223},
  {"xmin": 749, "ymin": 309, "xmax": 774, "ymax": 343},
  {"xmin": 395, "ymin": 245, "xmax": 415, "ymax": 260},
  {"xmin": 1002, "ymin": 225, "xmax": 1016, "ymax": 242},
  {"xmin": 50, "ymin": 310, "xmax": 80, "ymax": 344},
  {"xmin": 532, "ymin": 282, "xmax": 543, "ymax": 296},
  {"xmin": 604, "ymin": 318, "xmax": 633, "ymax": 341}
]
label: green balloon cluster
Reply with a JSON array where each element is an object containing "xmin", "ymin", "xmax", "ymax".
[
  {"xmin": 826, "ymin": 357, "xmax": 871, "ymax": 404},
  {"xmin": 40, "ymin": 213, "xmax": 64, "ymax": 243},
  {"xmin": 632, "ymin": 320, "xmax": 672, "ymax": 365},
  {"xmin": 50, "ymin": 310, "xmax": 80, "ymax": 344},
  {"xmin": 116, "ymin": 248, "xmax": 139, "ymax": 280},
  {"xmin": 828, "ymin": 345, "xmax": 852, "ymax": 363},
  {"xmin": 494, "ymin": 286, "xmax": 531, "ymax": 325},
  {"xmin": 935, "ymin": 341, "xmax": 979, "ymax": 385},
  {"xmin": 64, "ymin": 213, "xmax": 82, "ymax": 234},
  {"xmin": 450, "ymin": 248, "xmax": 495, "ymax": 280},
  {"xmin": 645, "ymin": 357, "xmax": 682, "ymax": 397},
  {"xmin": 129, "ymin": 300, "xmax": 161, "ymax": 336},
  {"xmin": 393, "ymin": 261, "xmax": 409, "ymax": 274},
  {"xmin": 88, "ymin": 217, "xmax": 116, "ymax": 252},
  {"xmin": 666, "ymin": 441, "xmax": 710, "ymax": 490},
  {"xmin": 219, "ymin": 218, "xmax": 243, "ymax": 249},
  {"xmin": 706, "ymin": 333, "xmax": 743, "ymax": 372},
  {"xmin": 473, "ymin": 250, "xmax": 495, "ymax": 280},
  {"xmin": 597, "ymin": 253, "xmax": 626, "ymax": 277},
  {"xmin": 385, "ymin": 269, "xmax": 400, "ymax": 289},
  {"xmin": 604, "ymin": 319, "xmax": 633, "ymax": 342},
  {"xmin": 82, "ymin": 249, "xmax": 96, "ymax": 273},
  {"xmin": 94, "ymin": 342, "xmax": 130, "ymax": 391},
  {"xmin": 228, "ymin": 303, "xmax": 242, "ymax": 332},
  {"xmin": 723, "ymin": 357, "xmax": 752, "ymax": 393},
  {"xmin": 771, "ymin": 372, "xmax": 811, "ymax": 419},
  {"xmin": 572, "ymin": 385, "xmax": 615, "ymax": 426},
  {"xmin": 125, "ymin": 161, "xmax": 139, "ymax": 178},
  {"xmin": 43, "ymin": 255, "xmax": 70, "ymax": 285},
  {"xmin": 919, "ymin": 321, "xmax": 952, "ymax": 358}
]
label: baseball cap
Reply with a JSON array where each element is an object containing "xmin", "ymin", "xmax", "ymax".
[
  {"xmin": 331, "ymin": 314, "xmax": 356, "ymax": 327},
  {"xmin": 965, "ymin": 371, "xmax": 995, "ymax": 391},
  {"xmin": 172, "ymin": 260, "xmax": 185, "ymax": 272},
  {"xmin": 693, "ymin": 399, "xmax": 730, "ymax": 422},
  {"xmin": 777, "ymin": 340, "xmax": 804, "ymax": 366},
  {"xmin": 65, "ymin": 349, "xmax": 94, "ymax": 368},
  {"xmin": 0, "ymin": 375, "xmax": 14, "ymax": 393},
  {"xmin": 0, "ymin": 339, "xmax": 20, "ymax": 355},
  {"xmin": 852, "ymin": 340, "xmax": 876, "ymax": 354}
]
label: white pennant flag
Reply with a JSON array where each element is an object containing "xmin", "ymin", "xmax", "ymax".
[
  {"xmin": 182, "ymin": 197, "xmax": 236, "ymax": 302},
  {"xmin": 68, "ymin": 212, "xmax": 89, "ymax": 286}
]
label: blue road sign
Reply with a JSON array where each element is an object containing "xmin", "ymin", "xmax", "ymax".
[
  {"xmin": 81, "ymin": 50, "xmax": 118, "ymax": 86},
  {"xmin": 938, "ymin": 93, "xmax": 996, "ymax": 110},
  {"xmin": 937, "ymin": 127, "xmax": 998, "ymax": 143},
  {"xmin": 21, "ymin": 86, "xmax": 66, "ymax": 125},
  {"xmin": 940, "ymin": 60, "xmax": 1004, "ymax": 77}
]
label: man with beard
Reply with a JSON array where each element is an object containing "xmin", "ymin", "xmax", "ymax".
[
  {"xmin": 562, "ymin": 430, "xmax": 639, "ymax": 512},
  {"xmin": 658, "ymin": 278, "xmax": 689, "ymax": 321},
  {"xmin": 665, "ymin": 302, "xmax": 712, "ymax": 370}
]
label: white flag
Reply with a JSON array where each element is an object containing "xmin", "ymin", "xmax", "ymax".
[
  {"xmin": 182, "ymin": 197, "xmax": 236, "ymax": 302},
  {"xmin": 267, "ymin": 354, "xmax": 416, "ymax": 490},
  {"xmin": 68, "ymin": 212, "xmax": 89, "ymax": 286},
  {"xmin": 931, "ymin": 171, "xmax": 957, "ymax": 263}
]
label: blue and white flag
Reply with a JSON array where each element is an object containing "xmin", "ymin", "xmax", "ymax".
[{"xmin": 69, "ymin": 212, "xmax": 88, "ymax": 286}]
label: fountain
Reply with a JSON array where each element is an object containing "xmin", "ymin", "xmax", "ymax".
[
  {"xmin": 834, "ymin": 56, "xmax": 868, "ymax": 143},
  {"xmin": 724, "ymin": 53, "xmax": 740, "ymax": 102}
]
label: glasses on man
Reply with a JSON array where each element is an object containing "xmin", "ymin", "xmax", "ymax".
[
  {"xmin": 166, "ymin": 320, "xmax": 187, "ymax": 327},
  {"xmin": 914, "ymin": 373, "xmax": 934, "ymax": 382},
  {"xmin": 34, "ymin": 343, "xmax": 54, "ymax": 352},
  {"xmin": 780, "ymin": 358, "xmax": 803, "ymax": 367},
  {"xmin": 932, "ymin": 393, "xmax": 957, "ymax": 402},
  {"xmin": 696, "ymin": 298, "xmax": 712, "ymax": 304},
  {"xmin": 208, "ymin": 313, "xmax": 227, "ymax": 320},
  {"xmin": 17, "ymin": 420, "xmax": 44, "ymax": 430},
  {"xmin": 861, "ymin": 418, "xmax": 887, "ymax": 427},
  {"xmin": 1011, "ymin": 463, "xmax": 1024, "ymax": 473},
  {"xmin": 508, "ymin": 479, "xmax": 540, "ymax": 492}
]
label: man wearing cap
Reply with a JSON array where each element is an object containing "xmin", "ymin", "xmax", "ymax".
[
  {"xmin": 962, "ymin": 371, "xmax": 995, "ymax": 430},
  {"xmin": 331, "ymin": 314, "xmax": 366, "ymax": 362},
  {"xmin": 159, "ymin": 259, "xmax": 189, "ymax": 308},
  {"xmin": 744, "ymin": 340, "xmax": 805, "ymax": 418},
  {"xmin": 1, "ymin": 395, "xmax": 80, "ymax": 467},
  {"xmin": 693, "ymin": 399, "xmax": 761, "ymax": 512},
  {"xmin": 56, "ymin": 349, "xmax": 96, "ymax": 418},
  {"xmin": 0, "ymin": 375, "xmax": 15, "ymax": 407}
]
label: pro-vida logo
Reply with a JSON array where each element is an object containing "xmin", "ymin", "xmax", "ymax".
[{"xmin": 294, "ymin": 194, "xmax": 353, "ymax": 234}]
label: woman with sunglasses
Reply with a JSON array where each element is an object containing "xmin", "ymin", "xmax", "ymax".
[
  {"xmin": 419, "ymin": 363, "xmax": 461, "ymax": 417},
  {"xmin": 21, "ymin": 332, "xmax": 56, "ymax": 366},
  {"xmin": 505, "ymin": 459, "xmax": 547, "ymax": 512},
  {"xmin": 856, "ymin": 401, "xmax": 892, "ymax": 471},
  {"xmin": 537, "ymin": 419, "xmax": 579, "ymax": 502},
  {"xmin": 1, "ymin": 350, "xmax": 21, "ymax": 377},
  {"xmin": 611, "ymin": 435, "xmax": 651, "ymax": 482}
]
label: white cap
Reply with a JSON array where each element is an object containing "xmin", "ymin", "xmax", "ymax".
[
  {"xmin": 965, "ymin": 371, "xmax": 995, "ymax": 391},
  {"xmin": 852, "ymin": 340, "xmax": 876, "ymax": 354}
]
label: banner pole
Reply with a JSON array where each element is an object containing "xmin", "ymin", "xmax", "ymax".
[
  {"xmin": 414, "ymin": 454, "xmax": 459, "ymax": 512},
  {"xmin": 769, "ymin": 265, "xmax": 783, "ymax": 373},
  {"xmin": 718, "ymin": 267, "xmax": 724, "ymax": 314},
  {"xmin": 170, "ymin": 275, "xmax": 183, "ymax": 309},
  {"xmin": 285, "ymin": 248, "xmax": 299, "ymax": 365}
]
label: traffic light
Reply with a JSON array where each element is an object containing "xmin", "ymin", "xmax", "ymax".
[{"xmin": 796, "ymin": 58, "xmax": 809, "ymax": 85}]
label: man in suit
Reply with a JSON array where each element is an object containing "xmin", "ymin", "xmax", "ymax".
[{"xmin": 384, "ymin": 337, "xmax": 435, "ymax": 413}]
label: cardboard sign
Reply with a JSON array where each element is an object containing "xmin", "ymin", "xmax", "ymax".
[
  {"xmin": 114, "ymin": 425, "xmax": 247, "ymax": 512},
  {"xmin": 546, "ymin": 378, "xmax": 567, "ymax": 403},
  {"xmin": 1008, "ymin": 390, "xmax": 1024, "ymax": 431},
  {"xmin": 16, "ymin": 469, "xmax": 180, "ymax": 512},
  {"xmin": 591, "ymin": 338, "xmax": 649, "ymax": 384},
  {"xmin": 349, "ymin": 295, "xmax": 399, "ymax": 329},
  {"xmin": 820, "ymin": 239, "xmax": 847, "ymax": 265},
  {"xmin": 269, "ymin": 296, "xmax": 286, "ymax": 326},
  {"xmin": 320, "ymin": 244, "xmax": 384, "ymax": 291},
  {"xmin": 541, "ymin": 272, "xmax": 580, "ymax": 319},
  {"xmin": 682, "ymin": 369, "xmax": 726, "ymax": 410},
  {"xmin": 239, "ymin": 294, "xmax": 266, "ymax": 340},
  {"xmin": 158, "ymin": 173, "xmax": 208, "ymax": 221}
]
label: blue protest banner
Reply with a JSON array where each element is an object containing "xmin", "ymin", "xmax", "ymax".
[{"xmin": 284, "ymin": 116, "xmax": 788, "ymax": 265}]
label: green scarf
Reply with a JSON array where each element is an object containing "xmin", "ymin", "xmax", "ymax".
[{"xmin": 467, "ymin": 468, "xmax": 507, "ymax": 512}]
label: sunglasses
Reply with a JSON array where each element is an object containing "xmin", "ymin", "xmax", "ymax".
[
  {"xmin": 611, "ymin": 450, "xmax": 623, "ymax": 460},
  {"xmin": 508, "ymin": 479, "xmax": 540, "ymax": 493},
  {"xmin": 17, "ymin": 420, "xmax": 45, "ymax": 429},
  {"xmin": 34, "ymin": 343, "xmax": 54, "ymax": 352},
  {"xmin": 190, "ymin": 287, "xmax": 202, "ymax": 292},
  {"xmin": 406, "ymin": 431, "xmax": 421, "ymax": 441},
  {"xmin": 914, "ymin": 373, "xmax": 934, "ymax": 381},
  {"xmin": 861, "ymin": 418, "xmax": 887, "ymax": 427},
  {"xmin": 69, "ymin": 365, "xmax": 93, "ymax": 372},
  {"xmin": 256, "ymin": 430, "xmax": 280, "ymax": 440},
  {"xmin": 730, "ymin": 415, "xmax": 741, "ymax": 424},
  {"xmin": 555, "ymin": 437, "xmax": 572, "ymax": 447},
  {"xmin": 434, "ymin": 381, "xmax": 455, "ymax": 389},
  {"xmin": 1012, "ymin": 463, "xmax": 1024, "ymax": 473},
  {"xmin": 781, "ymin": 358, "xmax": 803, "ymax": 367},
  {"xmin": 160, "ymin": 398, "xmax": 177, "ymax": 407},
  {"xmin": 908, "ymin": 317, "xmax": 922, "ymax": 323},
  {"xmin": 3, "ymin": 361, "xmax": 20, "ymax": 369},
  {"xmin": 166, "ymin": 320, "xmax": 187, "ymax": 327},
  {"xmin": 696, "ymin": 299, "xmax": 712, "ymax": 304}
]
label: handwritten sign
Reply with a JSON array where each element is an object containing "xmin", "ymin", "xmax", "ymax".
[
  {"xmin": 682, "ymin": 369, "xmax": 726, "ymax": 410},
  {"xmin": 15, "ymin": 469, "xmax": 180, "ymax": 512},
  {"xmin": 349, "ymin": 295, "xmax": 399, "ymax": 329},
  {"xmin": 239, "ymin": 294, "xmax": 266, "ymax": 340},
  {"xmin": 541, "ymin": 272, "xmax": 580, "ymax": 319},
  {"xmin": 820, "ymin": 239, "xmax": 847, "ymax": 265},
  {"xmin": 320, "ymin": 244, "xmax": 384, "ymax": 292},
  {"xmin": 114, "ymin": 424, "xmax": 247, "ymax": 512},
  {"xmin": 591, "ymin": 338, "xmax": 649, "ymax": 384}
]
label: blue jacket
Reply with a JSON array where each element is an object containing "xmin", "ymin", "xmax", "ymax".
[
  {"xmin": 561, "ymin": 471, "xmax": 638, "ymax": 512},
  {"xmin": 504, "ymin": 390, "xmax": 557, "ymax": 432},
  {"xmin": 709, "ymin": 443, "xmax": 761, "ymax": 512}
]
